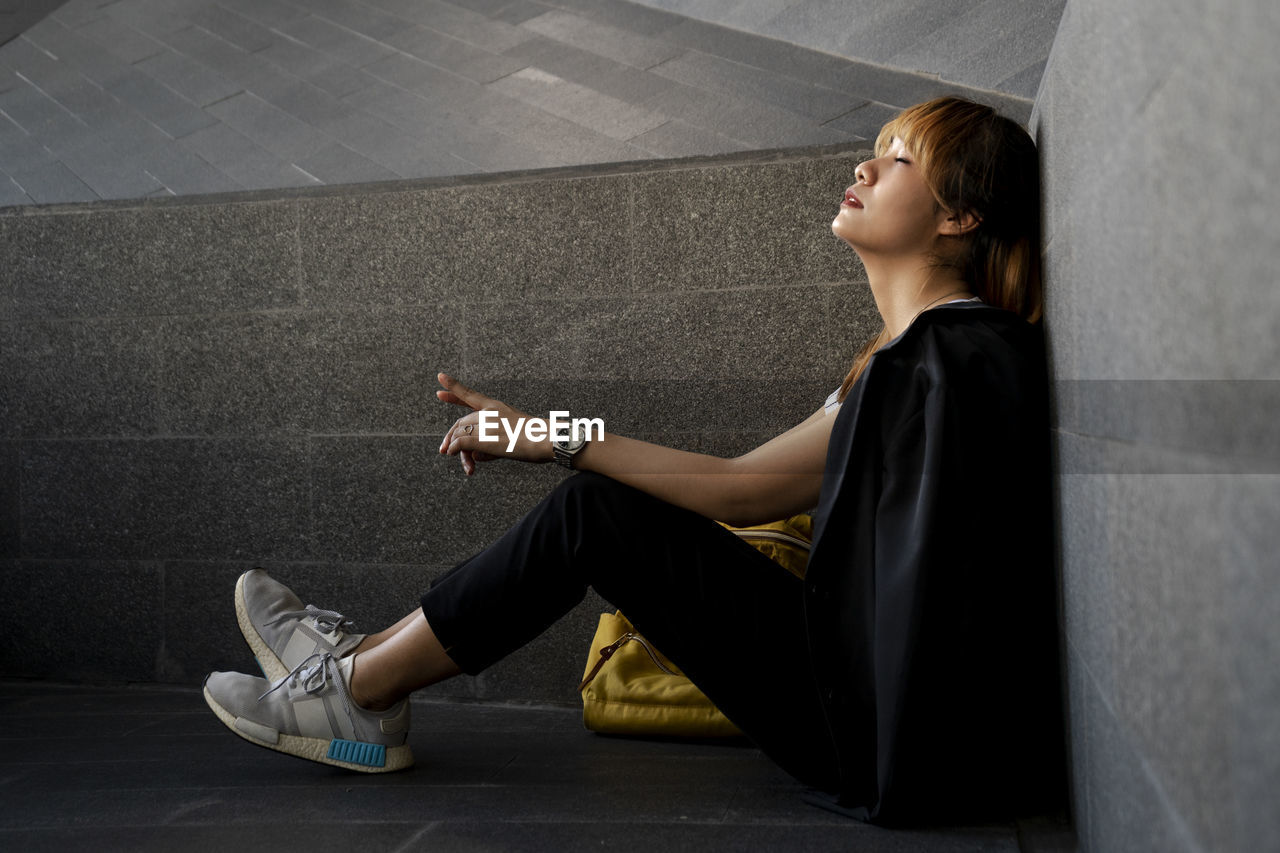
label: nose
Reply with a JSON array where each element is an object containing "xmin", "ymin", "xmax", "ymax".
[{"xmin": 855, "ymin": 159, "xmax": 874, "ymax": 185}]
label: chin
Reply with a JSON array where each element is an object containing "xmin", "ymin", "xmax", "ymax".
[{"xmin": 831, "ymin": 221, "xmax": 856, "ymax": 249}]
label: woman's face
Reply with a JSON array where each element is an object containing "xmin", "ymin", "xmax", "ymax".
[{"xmin": 831, "ymin": 137, "xmax": 949, "ymax": 257}]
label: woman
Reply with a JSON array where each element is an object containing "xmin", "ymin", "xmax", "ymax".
[{"xmin": 204, "ymin": 97, "xmax": 1062, "ymax": 825}]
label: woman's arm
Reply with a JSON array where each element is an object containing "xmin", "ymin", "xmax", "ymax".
[{"xmin": 436, "ymin": 373, "xmax": 834, "ymax": 526}]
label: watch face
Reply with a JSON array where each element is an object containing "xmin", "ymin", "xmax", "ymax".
[{"xmin": 559, "ymin": 434, "xmax": 587, "ymax": 452}]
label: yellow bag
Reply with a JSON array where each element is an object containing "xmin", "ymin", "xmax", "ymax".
[
  {"xmin": 579, "ymin": 515, "xmax": 812, "ymax": 737},
  {"xmin": 717, "ymin": 514, "xmax": 812, "ymax": 579}
]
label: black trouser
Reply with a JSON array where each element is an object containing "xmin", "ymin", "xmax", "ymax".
[{"xmin": 420, "ymin": 472, "xmax": 839, "ymax": 791}]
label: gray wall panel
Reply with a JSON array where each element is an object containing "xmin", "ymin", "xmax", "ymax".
[
  {"xmin": 1036, "ymin": 0, "xmax": 1280, "ymax": 849},
  {"xmin": 1, "ymin": 147, "xmax": 873, "ymax": 706},
  {"xmin": 3, "ymin": 559, "xmax": 165, "ymax": 682},
  {"xmin": 1, "ymin": 202, "xmax": 300, "ymax": 319}
]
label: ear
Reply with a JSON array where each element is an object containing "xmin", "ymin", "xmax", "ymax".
[{"xmin": 937, "ymin": 208, "xmax": 981, "ymax": 237}]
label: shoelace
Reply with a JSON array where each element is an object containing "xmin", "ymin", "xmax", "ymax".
[
  {"xmin": 267, "ymin": 604, "xmax": 356, "ymax": 636},
  {"xmin": 259, "ymin": 652, "xmax": 364, "ymax": 739}
]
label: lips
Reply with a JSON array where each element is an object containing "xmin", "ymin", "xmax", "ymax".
[{"xmin": 842, "ymin": 188, "xmax": 862, "ymax": 209}]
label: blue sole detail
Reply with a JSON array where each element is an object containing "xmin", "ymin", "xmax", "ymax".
[{"xmin": 327, "ymin": 738, "xmax": 386, "ymax": 768}]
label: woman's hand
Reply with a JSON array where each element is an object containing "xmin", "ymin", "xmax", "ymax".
[{"xmin": 436, "ymin": 373, "xmax": 553, "ymax": 475}]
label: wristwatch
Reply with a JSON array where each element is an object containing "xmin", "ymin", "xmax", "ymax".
[{"xmin": 551, "ymin": 431, "xmax": 588, "ymax": 469}]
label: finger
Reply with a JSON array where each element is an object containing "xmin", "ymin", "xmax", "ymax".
[
  {"xmin": 460, "ymin": 449, "xmax": 475, "ymax": 476},
  {"xmin": 436, "ymin": 390, "xmax": 470, "ymax": 408},
  {"xmin": 439, "ymin": 419, "xmax": 457, "ymax": 454},
  {"xmin": 442, "ymin": 418, "xmax": 480, "ymax": 455},
  {"xmin": 436, "ymin": 387, "xmax": 477, "ymax": 409},
  {"xmin": 437, "ymin": 373, "xmax": 488, "ymax": 410}
]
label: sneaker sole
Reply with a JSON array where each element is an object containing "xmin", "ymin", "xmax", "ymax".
[
  {"xmin": 203, "ymin": 685, "xmax": 414, "ymax": 773},
  {"xmin": 235, "ymin": 571, "xmax": 290, "ymax": 683}
]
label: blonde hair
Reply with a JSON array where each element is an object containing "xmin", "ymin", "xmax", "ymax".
[{"xmin": 837, "ymin": 97, "xmax": 1042, "ymax": 401}]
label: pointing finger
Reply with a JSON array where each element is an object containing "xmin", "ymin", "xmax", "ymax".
[{"xmin": 437, "ymin": 373, "xmax": 492, "ymax": 412}]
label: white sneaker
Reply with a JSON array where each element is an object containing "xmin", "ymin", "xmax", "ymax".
[
  {"xmin": 236, "ymin": 569, "xmax": 366, "ymax": 682},
  {"xmin": 203, "ymin": 653, "xmax": 413, "ymax": 773}
]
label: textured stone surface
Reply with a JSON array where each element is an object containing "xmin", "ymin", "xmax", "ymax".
[
  {"xmin": 464, "ymin": 286, "xmax": 870, "ymax": 383},
  {"xmin": 1037, "ymin": 0, "xmax": 1280, "ymax": 850},
  {"xmin": 1053, "ymin": 380, "xmax": 1280, "ymax": 472},
  {"xmin": 1077, "ymin": 658, "xmax": 1186, "ymax": 853},
  {"xmin": 9, "ymin": 318, "xmax": 161, "ymax": 437},
  {"xmin": 299, "ymin": 175, "xmax": 647, "ymax": 306},
  {"xmin": 472, "ymin": 379, "xmax": 827, "ymax": 437},
  {"xmin": 158, "ymin": 307, "xmax": 461, "ymax": 436},
  {"xmin": 0, "ymin": 323, "xmax": 15, "ymax": 439},
  {"xmin": 2, "ymin": 149, "xmax": 877, "ymax": 707},
  {"xmin": 632, "ymin": 0, "xmax": 1064, "ymax": 99},
  {"xmin": 1225, "ymin": 477, "xmax": 1280, "ymax": 853},
  {"xmin": 159, "ymin": 560, "xmax": 447, "ymax": 683},
  {"xmin": 3, "ymin": 560, "xmax": 164, "ymax": 681},
  {"xmin": 0, "ymin": 443, "xmax": 18, "ymax": 557},
  {"xmin": 630, "ymin": 158, "xmax": 864, "ymax": 292},
  {"xmin": 308, "ymin": 435, "xmax": 565, "ymax": 566},
  {"xmin": 1105, "ymin": 476, "xmax": 1232, "ymax": 851},
  {"xmin": 1, "ymin": 201, "xmax": 300, "ymax": 319},
  {"xmin": 3, "ymin": 0, "xmax": 1046, "ymax": 208},
  {"xmin": 19, "ymin": 438, "xmax": 312, "ymax": 561}
]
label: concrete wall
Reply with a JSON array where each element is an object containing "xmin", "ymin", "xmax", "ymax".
[
  {"xmin": 626, "ymin": 0, "xmax": 1066, "ymax": 100},
  {"xmin": 0, "ymin": 147, "xmax": 877, "ymax": 704},
  {"xmin": 1033, "ymin": 1, "xmax": 1280, "ymax": 851}
]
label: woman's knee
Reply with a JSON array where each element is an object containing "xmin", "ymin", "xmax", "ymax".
[
  {"xmin": 548, "ymin": 471, "xmax": 656, "ymax": 522},
  {"xmin": 541, "ymin": 473, "xmax": 676, "ymax": 585},
  {"xmin": 551, "ymin": 470, "xmax": 622, "ymax": 500}
]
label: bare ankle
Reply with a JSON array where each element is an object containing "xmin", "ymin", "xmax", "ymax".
[{"xmin": 347, "ymin": 655, "xmax": 395, "ymax": 712}]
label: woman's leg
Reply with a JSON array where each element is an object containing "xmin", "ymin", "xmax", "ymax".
[
  {"xmin": 349, "ymin": 471, "xmax": 839, "ymax": 790},
  {"xmin": 355, "ymin": 611, "xmax": 419, "ymax": 651},
  {"xmin": 349, "ymin": 609, "xmax": 458, "ymax": 710}
]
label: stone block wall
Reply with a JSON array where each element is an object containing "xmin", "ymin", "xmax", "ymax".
[
  {"xmin": 0, "ymin": 147, "xmax": 877, "ymax": 704},
  {"xmin": 1033, "ymin": 1, "xmax": 1280, "ymax": 850}
]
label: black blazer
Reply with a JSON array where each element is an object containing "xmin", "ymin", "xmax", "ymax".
[{"xmin": 805, "ymin": 304, "xmax": 1063, "ymax": 825}]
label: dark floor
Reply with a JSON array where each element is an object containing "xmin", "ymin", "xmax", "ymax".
[{"xmin": 0, "ymin": 680, "xmax": 1072, "ymax": 852}]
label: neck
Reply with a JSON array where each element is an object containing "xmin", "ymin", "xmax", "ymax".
[{"xmin": 864, "ymin": 255, "xmax": 971, "ymax": 338}]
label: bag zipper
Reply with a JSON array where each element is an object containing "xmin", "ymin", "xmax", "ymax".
[
  {"xmin": 732, "ymin": 528, "xmax": 811, "ymax": 550},
  {"xmin": 578, "ymin": 631, "xmax": 677, "ymax": 691}
]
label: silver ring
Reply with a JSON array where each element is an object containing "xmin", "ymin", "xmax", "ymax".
[{"xmin": 463, "ymin": 424, "xmax": 473, "ymax": 435}]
